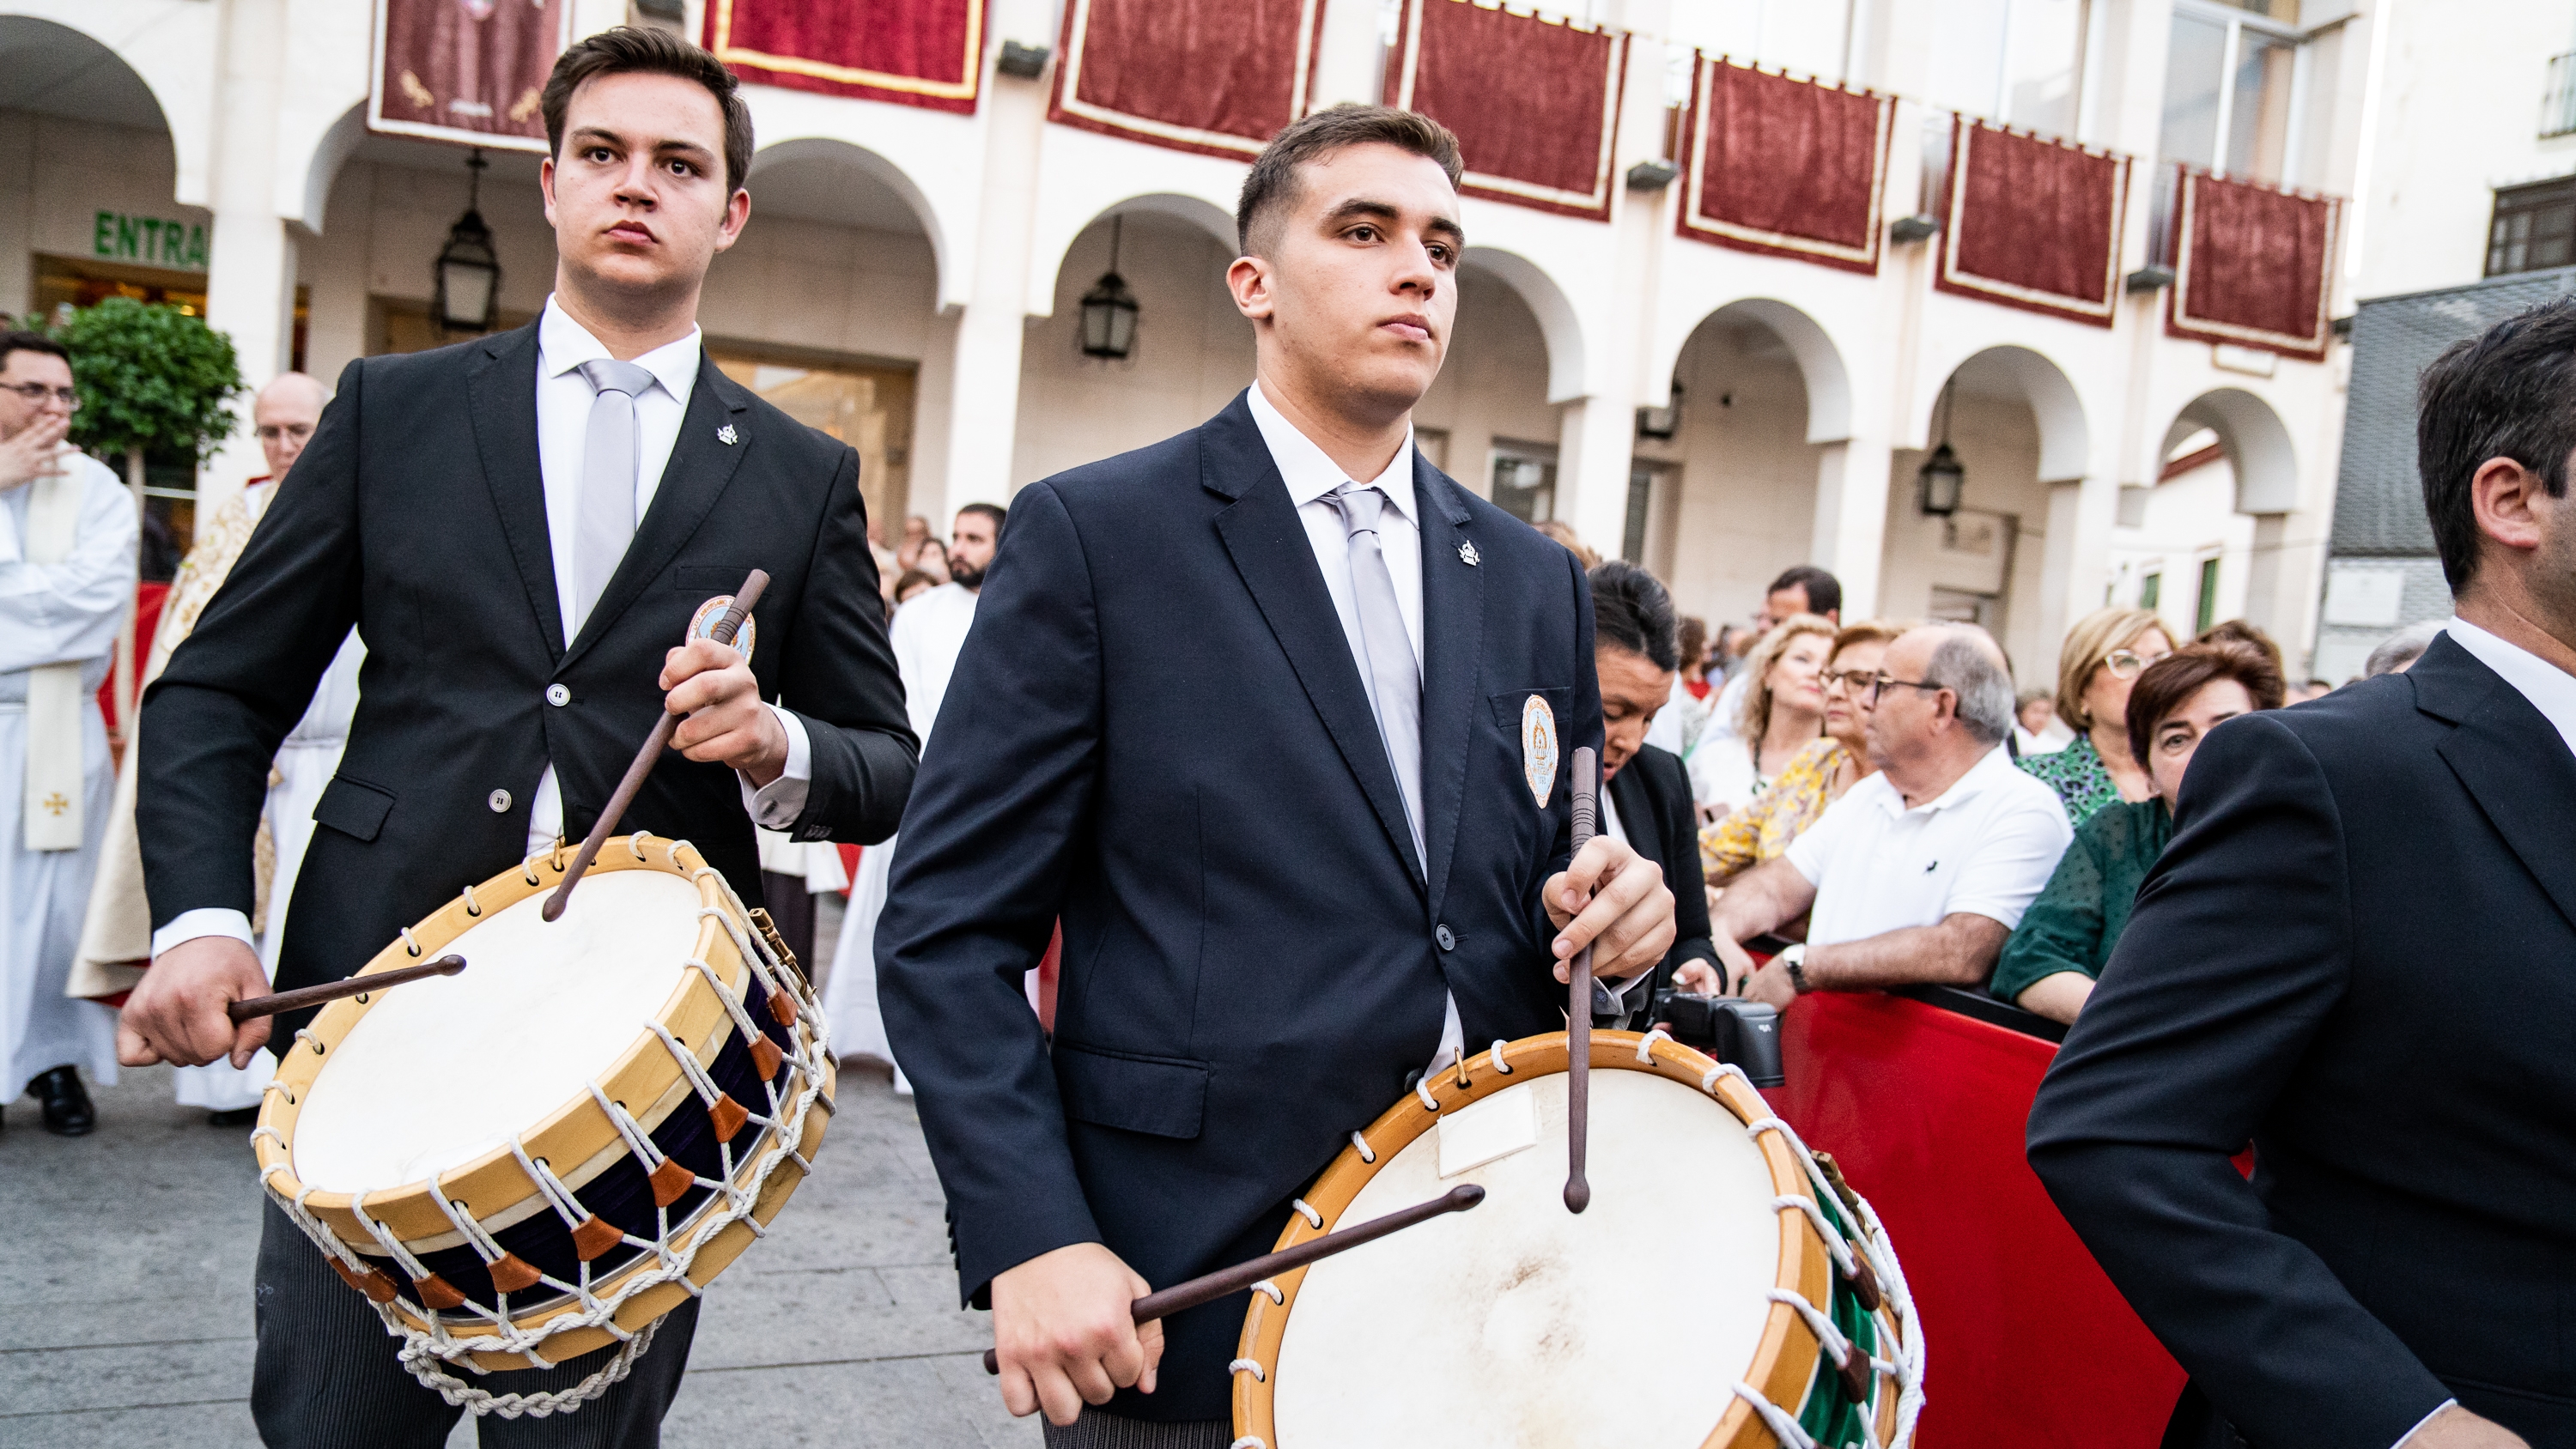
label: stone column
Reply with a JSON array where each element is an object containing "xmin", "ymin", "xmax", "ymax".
[
  {"xmin": 1809, "ymin": 435, "xmax": 1893, "ymax": 618},
  {"xmin": 2037, "ymin": 472, "xmax": 2120, "ymax": 659},
  {"xmin": 197, "ymin": 0, "xmax": 297, "ymax": 518},
  {"xmin": 937, "ymin": 2, "xmax": 1051, "ymax": 512}
]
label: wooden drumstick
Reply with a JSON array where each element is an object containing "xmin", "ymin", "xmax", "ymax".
[
  {"xmin": 544, "ymin": 569, "xmax": 769, "ymax": 923},
  {"xmin": 226, "ymin": 955, "xmax": 465, "ymax": 1024},
  {"xmin": 981, "ymin": 1184, "xmax": 1485, "ymax": 1375},
  {"xmin": 1564, "ymin": 744, "xmax": 1599, "ymax": 1216}
]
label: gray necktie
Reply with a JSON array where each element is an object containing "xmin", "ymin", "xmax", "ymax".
[
  {"xmin": 1325, "ymin": 482, "xmax": 1424, "ymax": 867},
  {"xmin": 572, "ymin": 358, "xmax": 655, "ymax": 630}
]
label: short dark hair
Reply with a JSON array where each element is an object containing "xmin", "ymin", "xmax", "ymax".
[
  {"xmin": 1767, "ymin": 564, "xmax": 1841, "ymax": 618},
  {"xmin": 1236, "ymin": 103, "xmax": 1463, "ymax": 257},
  {"xmin": 956, "ymin": 501, "xmax": 1007, "ymax": 533},
  {"xmin": 1589, "ymin": 559, "xmax": 1679, "ymax": 672},
  {"xmin": 2194, "ymin": 617, "xmax": 2284, "ymax": 679},
  {"xmin": 0, "ymin": 330, "xmax": 70, "ymax": 373},
  {"xmin": 2125, "ymin": 640, "xmax": 2287, "ymax": 767},
  {"xmin": 542, "ymin": 27, "xmax": 754, "ymax": 196},
  {"xmin": 2416, "ymin": 296, "xmax": 2576, "ymax": 590}
]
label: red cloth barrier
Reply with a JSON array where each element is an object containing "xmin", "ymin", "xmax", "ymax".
[
  {"xmin": 1771, "ymin": 990, "xmax": 2183, "ymax": 1447},
  {"xmin": 1382, "ymin": 0, "xmax": 1626, "ymax": 221},
  {"xmin": 97, "ymin": 581, "xmax": 168, "ymax": 734},
  {"xmin": 2167, "ymin": 167, "xmax": 2344, "ymax": 361},
  {"xmin": 1935, "ymin": 117, "xmax": 2131, "ymax": 328},
  {"xmin": 704, "ymin": 0, "xmax": 985, "ymax": 113},
  {"xmin": 1049, "ymin": 0, "xmax": 1326, "ymax": 161},
  {"xmin": 1676, "ymin": 57, "xmax": 1893, "ymax": 275}
]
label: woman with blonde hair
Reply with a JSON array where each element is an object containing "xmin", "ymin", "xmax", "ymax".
[
  {"xmin": 2020, "ymin": 606, "xmax": 2174, "ymax": 827},
  {"xmin": 1689, "ymin": 613, "xmax": 1837, "ymax": 816},
  {"xmin": 1700, "ymin": 620, "xmax": 1904, "ymax": 883}
]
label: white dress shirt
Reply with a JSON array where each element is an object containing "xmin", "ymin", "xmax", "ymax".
[
  {"xmin": 1245, "ymin": 382, "xmax": 1466, "ymax": 1062},
  {"xmin": 148, "ymin": 298, "xmax": 811, "ymax": 959},
  {"xmin": 2440, "ymin": 616, "xmax": 2576, "ymax": 758},
  {"xmin": 1785, "ymin": 744, "xmax": 2071, "ymax": 945}
]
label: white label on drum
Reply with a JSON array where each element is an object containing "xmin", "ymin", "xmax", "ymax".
[{"xmin": 1436, "ymin": 1086, "xmax": 1539, "ymax": 1179}]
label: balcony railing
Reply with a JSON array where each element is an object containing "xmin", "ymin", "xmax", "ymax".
[{"xmin": 2544, "ymin": 52, "xmax": 2576, "ymax": 138}]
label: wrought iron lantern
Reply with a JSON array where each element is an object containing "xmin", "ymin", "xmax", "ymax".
[
  {"xmin": 1917, "ymin": 379, "xmax": 1965, "ymax": 518},
  {"xmin": 434, "ymin": 150, "xmax": 501, "ymax": 334},
  {"xmin": 1078, "ymin": 215, "xmax": 1139, "ymax": 361}
]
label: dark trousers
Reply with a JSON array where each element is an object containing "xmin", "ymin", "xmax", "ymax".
[
  {"xmin": 252, "ymin": 1202, "xmax": 697, "ymax": 1447},
  {"xmin": 1040, "ymin": 1410, "xmax": 1230, "ymax": 1448}
]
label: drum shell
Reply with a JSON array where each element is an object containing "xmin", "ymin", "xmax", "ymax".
[
  {"xmin": 250, "ymin": 839, "xmax": 834, "ymax": 1370},
  {"xmin": 1230, "ymin": 1031, "xmax": 1905, "ymax": 1449}
]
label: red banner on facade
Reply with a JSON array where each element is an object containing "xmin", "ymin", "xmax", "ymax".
[
  {"xmin": 1049, "ymin": 0, "xmax": 1325, "ymax": 161},
  {"xmin": 369, "ymin": 0, "xmax": 571, "ymax": 152},
  {"xmin": 1383, "ymin": 0, "xmax": 1627, "ymax": 222},
  {"xmin": 1676, "ymin": 57, "xmax": 1892, "ymax": 275},
  {"xmin": 2166, "ymin": 168, "xmax": 2342, "ymax": 361},
  {"xmin": 1935, "ymin": 118, "xmax": 2131, "ymax": 328},
  {"xmin": 705, "ymin": 0, "xmax": 985, "ymax": 113}
]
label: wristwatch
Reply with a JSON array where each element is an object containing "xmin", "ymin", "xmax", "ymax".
[{"xmin": 1777, "ymin": 943, "xmax": 1813, "ymax": 995}]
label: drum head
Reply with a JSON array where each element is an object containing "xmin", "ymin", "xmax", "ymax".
[
  {"xmin": 291, "ymin": 868, "xmax": 707, "ymax": 1192},
  {"xmin": 1270, "ymin": 1068, "xmax": 1780, "ymax": 1447}
]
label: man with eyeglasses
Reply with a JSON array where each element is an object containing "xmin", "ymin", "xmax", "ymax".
[
  {"xmin": 0, "ymin": 330, "xmax": 138, "ymax": 1136},
  {"xmin": 1682, "ymin": 622, "xmax": 2070, "ymax": 1010}
]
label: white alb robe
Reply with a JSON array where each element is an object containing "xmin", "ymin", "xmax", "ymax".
[
  {"xmin": 824, "ymin": 583, "xmax": 978, "ymax": 1090},
  {"xmin": 1, "ymin": 452, "xmax": 136, "ymax": 1099}
]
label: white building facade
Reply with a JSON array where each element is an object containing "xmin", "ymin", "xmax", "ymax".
[{"xmin": 3, "ymin": 0, "xmax": 2560, "ymax": 681}]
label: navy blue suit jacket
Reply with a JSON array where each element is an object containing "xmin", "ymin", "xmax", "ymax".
[
  {"xmin": 2028, "ymin": 635, "xmax": 2576, "ymax": 1448},
  {"xmin": 878, "ymin": 393, "xmax": 1602, "ymax": 1420}
]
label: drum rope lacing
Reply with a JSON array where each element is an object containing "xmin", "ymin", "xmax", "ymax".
[{"xmin": 259, "ymin": 844, "xmax": 834, "ymax": 1419}]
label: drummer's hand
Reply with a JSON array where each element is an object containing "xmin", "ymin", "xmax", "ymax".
[
  {"xmin": 990, "ymin": 1243, "xmax": 1162, "ymax": 1425},
  {"xmin": 2410, "ymin": 1405, "xmax": 2530, "ymax": 1448},
  {"xmin": 1545, "ymin": 836, "xmax": 1674, "ymax": 985},
  {"xmin": 118, "ymin": 936, "xmax": 270, "ymax": 1070},
  {"xmin": 660, "ymin": 640, "xmax": 787, "ymax": 786}
]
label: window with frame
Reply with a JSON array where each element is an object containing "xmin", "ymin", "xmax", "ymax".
[
  {"xmin": 2487, "ymin": 178, "xmax": 2576, "ymax": 277},
  {"xmin": 2160, "ymin": 0, "xmax": 2305, "ymax": 186}
]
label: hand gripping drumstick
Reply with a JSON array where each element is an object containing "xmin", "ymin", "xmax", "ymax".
[
  {"xmin": 1564, "ymin": 745, "xmax": 1600, "ymax": 1216},
  {"xmin": 544, "ymin": 569, "xmax": 769, "ymax": 923},
  {"xmin": 981, "ymin": 1184, "xmax": 1485, "ymax": 1375},
  {"xmin": 226, "ymin": 955, "xmax": 465, "ymax": 1024}
]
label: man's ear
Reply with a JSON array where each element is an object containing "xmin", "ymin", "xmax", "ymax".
[
  {"xmin": 2470, "ymin": 455, "xmax": 2550, "ymax": 556},
  {"xmin": 540, "ymin": 155, "xmax": 559, "ymax": 228},
  {"xmin": 1228, "ymin": 254, "xmax": 1276, "ymax": 324},
  {"xmin": 713, "ymin": 186, "xmax": 751, "ymax": 254}
]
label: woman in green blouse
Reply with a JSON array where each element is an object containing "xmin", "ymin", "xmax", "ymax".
[
  {"xmin": 2019, "ymin": 608, "xmax": 2173, "ymax": 827},
  {"xmin": 1995, "ymin": 640, "xmax": 2286, "ymax": 1023}
]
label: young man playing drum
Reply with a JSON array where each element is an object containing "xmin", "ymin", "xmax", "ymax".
[
  {"xmin": 120, "ymin": 29, "xmax": 914, "ymax": 1447},
  {"xmin": 878, "ymin": 106, "xmax": 1677, "ymax": 1446}
]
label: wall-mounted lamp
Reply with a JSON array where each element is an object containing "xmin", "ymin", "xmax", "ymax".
[
  {"xmin": 1635, "ymin": 382, "xmax": 1683, "ymax": 440},
  {"xmin": 1917, "ymin": 379, "xmax": 1965, "ymax": 518}
]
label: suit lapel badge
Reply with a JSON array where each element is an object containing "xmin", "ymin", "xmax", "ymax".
[
  {"xmin": 1522, "ymin": 694, "xmax": 1558, "ymax": 807},
  {"xmin": 1459, "ymin": 540, "xmax": 1480, "ymax": 567},
  {"xmin": 716, "ymin": 424, "xmax": 738, "ymax": 446}
]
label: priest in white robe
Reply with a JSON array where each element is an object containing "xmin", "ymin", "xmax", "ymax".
[
  {"xmin": 825, "ymin": 503, "xmax": 999, "ymax": 1088},
  {"xmin": 0, "ymin": 333, "xmax": 137, "ymax": 1134}
]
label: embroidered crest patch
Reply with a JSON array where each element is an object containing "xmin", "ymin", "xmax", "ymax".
[{"xmin": 1522, "ymin": 694, "xmax": 1558, "ymax": 807}]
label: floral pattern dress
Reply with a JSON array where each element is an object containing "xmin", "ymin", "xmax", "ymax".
[
  {"xmin": 2018, "ymin": 734, "xmax": 2123, "ymax": 828},
  {"xmin": 1699, "ymin": 737, "xmax": 1850, "ymax": 882}
]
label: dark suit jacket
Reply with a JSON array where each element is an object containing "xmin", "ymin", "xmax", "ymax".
[
  {"xmin": 2026, "ymin": 635, "xmax": 2576, "ymax": 1448},
  {"xmin": 877, "ymin": 393, "xmax": 1603, "ymax": 1421},
  {"xmin": 140, "ymin": 324, "xmax": 916, "ymax": 1033},
  {"xmin": 1605, "ymin": 742, "xmax": 1717, "ymax": 1023}
]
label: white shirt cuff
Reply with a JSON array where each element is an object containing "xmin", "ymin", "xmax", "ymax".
[
  {"xmin": 741, "ymin": 704, "xmax": 811, "ymax": 829},
  {"xmin": 151, "ymin": 907, "xmax": 256, "ymax": 959},
  {"xmin": 2391, "ymin": 1399, "xmax": 2458, "ymax": 1449}
]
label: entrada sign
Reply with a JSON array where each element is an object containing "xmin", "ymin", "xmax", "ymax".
[{"xmin": 93, "ymin": 210, "xmax": 210, "ymax": 270}]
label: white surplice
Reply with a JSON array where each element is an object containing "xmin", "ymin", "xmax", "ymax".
[
  {"xmin": 1, "ymin": 452, "xmax": 135, "ymax": 1100},
  {"xmin": 824, "ymin": 582, "xmax": 978, "ymax": 1091}
]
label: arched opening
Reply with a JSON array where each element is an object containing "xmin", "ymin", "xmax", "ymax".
[
  {"xmin": 1639, "ymin": 300, "xmax": 1851, "ymax": 626},
  {"xmin": 1414, "ymin": 258, "xmax": 1564, "ymax": 513},
  {"xmin": 2109, "ymin": 388, "xmax": 2299, "ymax": 641},
  {"xmin": 1881, "ymin": 345, "xmax": 2090, "ymax": 679}
]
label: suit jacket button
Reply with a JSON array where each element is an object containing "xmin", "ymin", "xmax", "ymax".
[
  {"xmin": 546, "ymin": 683, "xmax": 571, "ymax": 706},
  {"xmin": 1435, "ymin": 925, "xmax": 1456, "ymax": 952},
  {"xmin": 489, "ymin": 789, "xmax": 512, "ymax": 813}
]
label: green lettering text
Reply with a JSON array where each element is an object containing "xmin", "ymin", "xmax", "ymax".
[{"xmin": 93, "ymin": 211, "xmax": 112, "ymax": 257}]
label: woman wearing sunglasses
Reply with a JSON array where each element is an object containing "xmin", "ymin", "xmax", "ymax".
[{"xmin": 2020, "ymin": 607, "xmax": 2174, "ymax": 827}]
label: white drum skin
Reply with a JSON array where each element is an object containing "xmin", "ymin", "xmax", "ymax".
[
  {"xmin": 1272, "ymin": 1070, "xmax": 1780, "ymax": 1448},
  {"xmin": 294, "ymin": 870, "xmax": 707, "ymax": 1192}
]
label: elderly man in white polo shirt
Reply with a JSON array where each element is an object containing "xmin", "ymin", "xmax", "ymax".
[{"xmin": 1691, "ymin": 622, "xmax": 2071, "ymax": 1007}]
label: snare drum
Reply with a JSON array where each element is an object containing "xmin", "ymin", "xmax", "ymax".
[
  {"xmin": 1232, "ymin": 1031, "xmax": 1921, "ymax": 1449},
  {"xmin": 251, "ymin": 835, "xmax": 834, "ymax": 1416}
]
